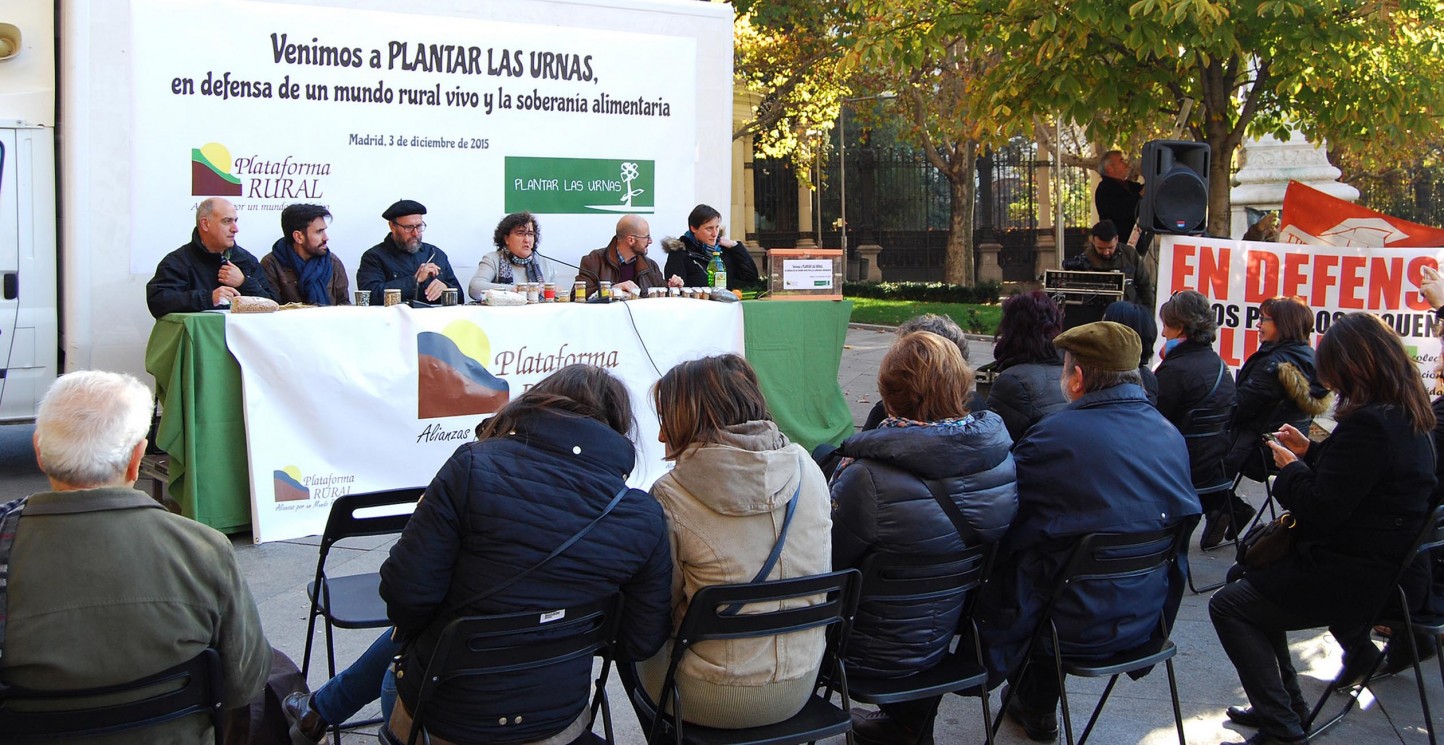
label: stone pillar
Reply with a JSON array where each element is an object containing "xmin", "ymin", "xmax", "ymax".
[
  {"xmin": 856, "ymin": 244, "xmax": 884, "ymax": 283},
  {"xmin": 1230, "ymin": 130, "xmax": 1358, "ymax": 238},
  {"xmin": 730, "ymin": 89, "xmax": 761, "ymax": 244},
  {"xmin": 977, "ymin": 240, "xmax": 1004, "ymax": 283},
  {"xmin": 1034, "ymin": 232, "xmax": 1058, "ymax": 277},
  {"xmin": 794, "ymin": 181, "xmax": 818, "ymax": 248}
]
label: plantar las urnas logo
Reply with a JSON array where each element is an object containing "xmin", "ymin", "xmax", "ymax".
[
  {"xmin": 192, "ymin": 142, "xmax": 243, "ymax": 196},
  {"xmin": 417, "ymin": 320, "xmax": 510, "ymax": 419}
]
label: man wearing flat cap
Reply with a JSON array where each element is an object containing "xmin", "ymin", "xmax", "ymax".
[
  {"xmin": 973, "ymin": 321, "xmax": 1201, "ymax": 742},
  {"xmin": 357, "ymin": 199, "xmax": 462, "ymax": 305}
]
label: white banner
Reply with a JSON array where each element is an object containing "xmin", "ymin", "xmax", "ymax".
[
  {"xmin": 1156, "ymin": 235, "xmax": 1443, "ymax": 391},
  {"xmin": 129, "ymin": 0, "xmax": 704, "ymax": 277},
  {"xmin": 225, "ymin": 300, "xmax": 744, "ymax": 542}
]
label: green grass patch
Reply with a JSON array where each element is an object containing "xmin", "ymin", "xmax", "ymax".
[{"xmin": 848, "ymin": 298, "xmax": 1002, "ymax": 334}]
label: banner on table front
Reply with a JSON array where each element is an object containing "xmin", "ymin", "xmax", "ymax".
[
  {"xmin": 1156, "ymin": 236, "xmax": 1443, "ymax": 393},
  {"xmin": 129, "ymin": 0, "xmax": 703, "ymax": 276},
  {"xmin": 1279, "ymin": 181, "xmax": 1444, "ymax": 248},
  {"xmin": 225, "ymin": 302, "xmax": 744, "ymax": 542}
]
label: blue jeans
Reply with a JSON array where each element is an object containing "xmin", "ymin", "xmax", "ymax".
[{"xmin": 310, "ymin": 630, "xmax": 403, "ymax": 725}]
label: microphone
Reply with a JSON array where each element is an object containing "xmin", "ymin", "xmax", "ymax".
[{"xmin": 533, "ymin": 250, "xmax": 580, "ymax": 271}]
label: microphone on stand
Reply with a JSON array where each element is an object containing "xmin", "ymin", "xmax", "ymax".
[{"xmin": 533, "ymin": 250, "xmax": 580, "ymax": 271}]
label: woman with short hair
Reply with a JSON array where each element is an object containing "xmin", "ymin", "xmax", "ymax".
[
  {"xmin": 831, "ymin": 331, "xmax": 1019, "ymax": 744},
  {"xmin": 468, "ymin": 211, "xmax": 556, "ymax": 299},
  {"xmin": 986, "ymin": 291, "xmax": 1070, "ymax": 442},
  {"xmin": 637, "ymin": 354, "xmax": 832, "ymax": 728},
  {"xmin": 1155, "ymin": 290, "xmax": 1241, "ymax": 547},
  {"xmin": 1210, "ymin": 313, "xmax": 1437, "ymax": 744},
  {"xmin": 660, "ymin": 204, "xmax": 760, "ymax": 290}
]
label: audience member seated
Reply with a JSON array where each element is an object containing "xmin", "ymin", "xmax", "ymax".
[
  {"xmin": 146, "ymin": 196, "xmax": 276, "ymax": 317},
  {"xmin": 0, "ymin": 371, "xmax": 271, "ymax": 740},
  {"xmin": 1225, "ymin": 296, "xmax": 1330, "ymax": 487},
  {"xmin": 1210, "ymin": 313, "xmax": 1437, "ymax": 745},
  {"xmin": 974, "ymin": 321, "xmax": 1200, "ymax": 743},
  {"xmin": 379, "ymin": 364, "xmax": 672, "ymax": 745},
  {"xmin": 661, "ymin": 204, "xmax": 761, "ymax": 290},
  {"xmin": 356, "ymin": 199, "xmax": 463, "ymax": 305},
  {"xmin": 261, "ymin": 203, "xmax": 351, "ymax": 306},
  {"xmin": 576, "ymin": 215, "xmax": 671, "ymax": 298},
  {"xmin": 1155, "ymin": 290, "xmax": 1241, "ymax": 548},
  {"xmin": 468, "ymin": 211, "xmax": 557, "ymax": 299},
  {"xmin": 985, "ymin": 291, "xmax": 1069, "ymax": 442},
  {"xmin": 830, "ymin": 331, "xmax": 1019, "ymax": 745},
  {"xmin": 1102, "ymin": 300, "xmax": 1160, "ymax": 404},
  {"xmin": 636, "ymin": 354, "xmax": 832, "ymax": 728},
  {"xmin": 862, "ymin": 314, "xmax": 984, "ymax": 431}
]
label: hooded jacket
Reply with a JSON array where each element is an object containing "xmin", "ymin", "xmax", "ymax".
[
  {"xmin": 660, "ymin": 233, "xmax": 761, "ymax": 290},
  {"xmin": 648, "ymin": 421, "xmax": 832, "ymax": 690},
  {"xmin": 1226, "ymin": 339, "xmax": 1331, "ymax": 479},
  {"xmin": 830, "ymin": 410, "xmax": 1018, "ymax": 678}
]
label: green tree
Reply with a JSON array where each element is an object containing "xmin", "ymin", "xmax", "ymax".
[
  {"xmin": 967, "ymin": 0, "xmax": 1444, "ymax": 236},
  {"xmin": 731, "ymin": 1, "xmax": 856, "ymax": 175}
]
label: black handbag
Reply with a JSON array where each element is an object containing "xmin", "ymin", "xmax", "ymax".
[{"xmin": 1237, "ymin": 511, "xmax": 1297, "ymax": 569}]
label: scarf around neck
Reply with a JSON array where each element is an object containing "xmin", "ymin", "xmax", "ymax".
[
  {"xmin": 495, "ymin": 250, "xmax": 543, "ymax": 284},
  {"xmin": 270, "ymin": 238, "xmax": 333, "ymax": 305}
]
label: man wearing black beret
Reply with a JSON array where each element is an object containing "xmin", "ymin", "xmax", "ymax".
[{"xmin": 357, "ymin": 199, "xmax": 462, "ymax": 305}]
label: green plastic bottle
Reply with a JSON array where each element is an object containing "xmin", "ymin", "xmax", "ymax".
[{"xmin": 707, "ymin": 250, "xmax": 727, "ymax": 289}]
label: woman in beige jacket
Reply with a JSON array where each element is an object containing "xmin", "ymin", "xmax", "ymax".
[{"xmin": 638, "ymin": 354, "xmax": 833, "ymax": 728}]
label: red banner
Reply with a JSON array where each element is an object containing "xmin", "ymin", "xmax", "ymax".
[{"xmin": 1279, "ymin": 181, "xmax": 1444, "ymax": 247}]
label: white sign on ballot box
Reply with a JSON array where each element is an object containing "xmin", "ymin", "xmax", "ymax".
[{"xmin": 224, "ymin": 301, "xmax": 744, "ymax": 542}]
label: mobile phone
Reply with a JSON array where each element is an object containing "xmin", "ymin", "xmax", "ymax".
[{"xmin": 1262, "ymin": 433, "xmax": 1280, "ymax": 445}]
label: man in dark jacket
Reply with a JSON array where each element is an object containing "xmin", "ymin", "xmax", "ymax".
[
  {"xmin": 356, "ymin": 199, "xmax": 462, "ymax": 305},
  {"xmin": 1061, "ymin": 220, "xmax": 1154, "ymax": 309},
  {"xmin": 146, "ymin": 197, "xmax": 276, "ymax": 317},
  {"xmin": 1094, "ymin": 150, "xmax": 1143, "ymax": 244},
  {"xmin": 576, "ymin": 215, "xmax": 667, "ymax": 297},
  {"xmin": 975, "ymin": 321, "xmax": 1201, "ymax": 742}
]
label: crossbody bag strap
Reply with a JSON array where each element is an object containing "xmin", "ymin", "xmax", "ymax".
[
  {"xmin": 451, "ymin": 485, "xmax": 631, "ymax": 611},
  {"xmin": 923, "ymin": 478, "xmax": 979, "ymax": 546},
  {"xmin": 720, "ymin": 459, "xmax": 805, "ymax": 616},
  {"xmin": 1207, "ymin": 360, "xmax": 1226, "ymax": 398},
  {"xmin": 0, "ymin": 495, "xmax": 34, "ymax": 665}
]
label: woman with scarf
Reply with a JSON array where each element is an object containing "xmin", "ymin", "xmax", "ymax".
[
  {"xmin": 660, "ymin": 204, "xmax": 760, "ymax": 290},
  {"xmin": 261, "ymin": 203, "xmax": 351, "ymax": 305},
  {"xmin": 467, "ymin": 211, "xmax": 557, "ymax": 299}
]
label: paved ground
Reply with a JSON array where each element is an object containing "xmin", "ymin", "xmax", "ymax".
[{"xmin": 1, "ymin": 325, "xmax": 1439, "ymax": 743}]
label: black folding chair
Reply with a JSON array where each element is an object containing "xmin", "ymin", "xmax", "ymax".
[
  {"xmin": 628, "ymin": 569, "xmax": 861, "ymax": 745},
  {"xmin": 994, "ymin": 522, "xmax": 1192, "ymax": 745},
  {"xmin": 0, "ymin": 648, "xmax": 224, "ymax": 743},
  {"xmin": 1307, "ymin": 504, "xmax": 1444, "ymax": 742},
  {"xmin": 835, "ymin": 547, "xmax": 996, "ymax": 745},
  {"xmin": 1180, "ymin": 400, "xmax": 1238, "ymax": 593},
  {"xmin": 300, "ymin": 488, "xmax": 420, "ymax": 737},
  {"xmin": 378, "ymin": 595, "xmax": 624, "ymax": 745}
]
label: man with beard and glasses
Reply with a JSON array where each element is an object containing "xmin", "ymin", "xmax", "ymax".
[{"xmin": 357, "ymin": 199, "xmax": 462, "ymax": 305}]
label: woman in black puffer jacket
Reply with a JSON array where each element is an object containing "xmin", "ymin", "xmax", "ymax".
[
  {"xmin": 379, "ymin": 365, "xmax": 672, "ymax": 745},
  {"xmin": 1225, "ymin": 296, "xmax": 1331, "ymax": 483},
  {"xmin": 831, "ymin": 331, "xmax": 1019, "ymax": 744},
  {"xmin": 985, "ymin": 290, "xmax": 1069, "ymax": 442}
]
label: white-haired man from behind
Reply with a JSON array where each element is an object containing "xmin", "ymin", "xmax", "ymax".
[{"xmin": 0, "ymin": 370, "xmax": 271, "ymax": 743}]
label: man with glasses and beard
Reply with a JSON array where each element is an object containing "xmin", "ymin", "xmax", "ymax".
[{"xmin": 358, "ymin": 199, "xmax": 462, "ymax": 305}]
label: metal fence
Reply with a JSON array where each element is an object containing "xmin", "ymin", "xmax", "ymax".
[
  {"xmin": 751, "ymin": 139, "xmax": 1097, "ymax": 282},
  {"xmin": 1349, "ymin": 166, "xmax": 1444, "ymax": 229}
]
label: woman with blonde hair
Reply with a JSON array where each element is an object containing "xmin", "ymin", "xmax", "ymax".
[
  {"xmin": 830, "ymin": 331, "xmax": 1018, "ymax": 744},
  {"xmin": 637, "ymin": 354, "xmax": 832, "ymax": 728}
]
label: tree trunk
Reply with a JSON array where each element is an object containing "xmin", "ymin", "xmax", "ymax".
[
  {"xmin": 944, "ymin": 143, "xmax": 978, "ymax": 285},
  {"xmin": 1205, "ymin": 137, "xmax": 1234, "ymax": 238}
]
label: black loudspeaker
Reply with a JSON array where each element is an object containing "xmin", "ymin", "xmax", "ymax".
[{"xmin": 1140, "ymin": 140, "xmax": 1210, "ymax": 235}]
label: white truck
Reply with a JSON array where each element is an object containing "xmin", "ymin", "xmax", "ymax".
[{"xmin": 0, "ymin": 0, "xmax": 733, "ymax": 420}]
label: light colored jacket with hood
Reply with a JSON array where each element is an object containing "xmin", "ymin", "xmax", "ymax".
[{"xmin": 648, "ymin": 420, "xmax": 833, "ymax": 689}]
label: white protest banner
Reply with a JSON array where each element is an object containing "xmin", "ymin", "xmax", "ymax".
[
  {"xmin": 128, "ymin": 0, "xmax": 709, "ymax": 278},
  {"xmin": 1156, "ymin": 235, "xmax": 1444, "ymax": 392},
  {"xmin": 225, "ymin": 301, "xmax": 744, "ymax": 542}
]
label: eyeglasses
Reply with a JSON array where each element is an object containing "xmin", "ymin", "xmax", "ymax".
[
  {"xmin": 511, "ymin": 230, "xmax": 537, "ymax": 237},
  {"xmin": 629, "ymin": 234, "xmax": 652, "ymax": 243},
  {"xmin": 392, "ymin": 221, "xmax": 427, "ymax": 233},
  {"xmin": 1260, "ymin": 316, "xmax": 1275, "ymax": 324}
]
